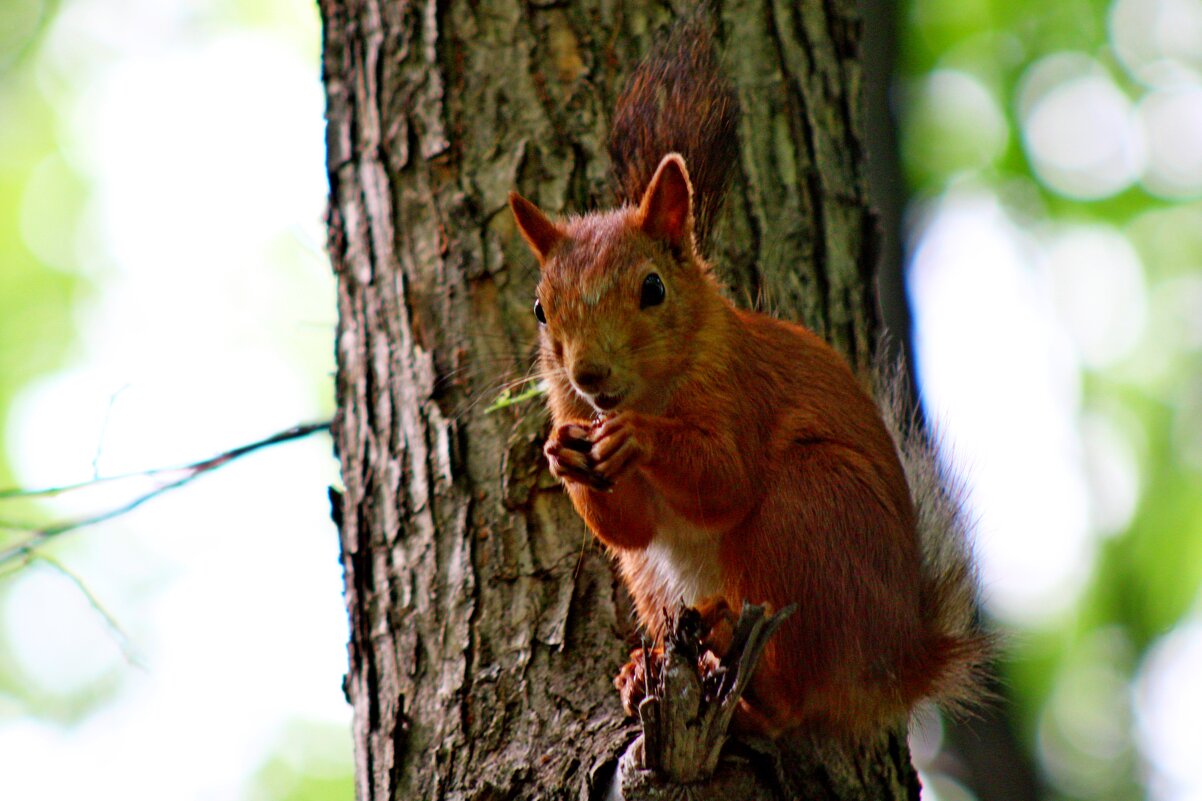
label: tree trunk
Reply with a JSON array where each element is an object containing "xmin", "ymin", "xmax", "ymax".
[{"xmin": 320, "ymin": 1, "xmax": 913, "ymax": 799}]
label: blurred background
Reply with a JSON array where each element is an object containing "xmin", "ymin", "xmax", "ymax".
[
  {"xmin": 0, "ymin": 0, "xmax": 1199, "ymax": 799},
  {"xmin": 899, "ymin": 0, "xmax": 1202, "ymax": 799},
  {"xmin": 0, "ymin": 0, "xmax": 351, "ymax": 798}
]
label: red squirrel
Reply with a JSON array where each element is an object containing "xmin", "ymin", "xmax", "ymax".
[{"xmin": 508, "ymin": 20, "xmax": 988, "ymax": 739}]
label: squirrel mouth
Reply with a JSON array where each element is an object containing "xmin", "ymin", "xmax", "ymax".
[{"xmin": 593, "ymin": 393, "xmax": 623, "ymax": 411}]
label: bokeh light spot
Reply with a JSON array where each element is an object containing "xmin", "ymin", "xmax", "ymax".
[
  {"xmin": 909, "ymin": 190, "xmax": 1093, "ymax": 625},
  {"xmin": 1111, "ymin": 0, "xmax": 1202, "ymax": 87},
  {"xmin": 1019, "ymin": 54, "xmax": 1144, "ymax": 199},
  {"xmin": 1043, "ymin": 225, "xmax": 1147, "ymax": 368},
  {"xmin": 1136, "ymin": 620, "xmax": 1202, "ymax": 800},
  {"xmin": 903, "ymin": 69, "xmax": 1009, "ymax": 180},
  {"xmin": 1139, "ymin": 86, "xmax": 1202, "ymax": 198}
]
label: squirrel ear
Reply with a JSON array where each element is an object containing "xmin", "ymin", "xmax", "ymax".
[
  {"xmin": 509, "ymin": 192, "xmax": 564, "ymax": 263},
  {"xmin": 638, "ymin": 153, "xmax": 694, "ymax": 251}
]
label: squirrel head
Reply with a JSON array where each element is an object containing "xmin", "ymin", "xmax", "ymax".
[{"xmin": 510, "ymin": 154, "xmax": 718, "ymax": 417}]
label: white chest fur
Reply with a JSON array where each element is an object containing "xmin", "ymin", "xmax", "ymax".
[{"xmin": 637, "ymin": 508, "xmax": 722, "ymax": 608}]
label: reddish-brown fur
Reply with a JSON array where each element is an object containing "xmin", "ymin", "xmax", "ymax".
[{"xmin": 507, "ymin": 20, "xmax": 987, "ymax": 738}]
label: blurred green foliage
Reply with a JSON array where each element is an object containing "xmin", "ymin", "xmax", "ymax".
[
  {"xmin": 246, "ymin": 721, "xmax": 355, "ymax": 801},
  {"xmin": 0, "ymin": 0, "xmax": 95, "ymax": 728},
  {"xmin": 0, "ymin": 1, "xmax": 86, "ymax": 492},
  {"xmin": 0, "ymin": 1, "xmax": 350, "ymax": 799},
  {"xmin": 902, "ymin": 0, "xmax": 1202, "ymax": 798}
]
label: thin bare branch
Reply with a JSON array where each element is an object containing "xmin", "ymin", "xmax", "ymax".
[
  {"xmin": 34, "ymin": 553, "xmax": 148, "ymax": 671},
  {"xmin": 0, "ymin": 420, "xmax": 332, "ymax": 567}
]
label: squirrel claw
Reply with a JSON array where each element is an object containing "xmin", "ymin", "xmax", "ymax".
[
  {"xmin": 615, "ymin": 646, "xmax": 663, "ymax": 717},
  {"xmin": 546, "ymin": 423, "xmax": 613, "ymax": 491},
  {"xmin": 590, "ymin": 413, "xmax": 647, "ymax": 483}
]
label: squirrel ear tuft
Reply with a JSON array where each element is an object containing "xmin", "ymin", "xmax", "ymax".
[
  {"xmin": 638, "ymin": 154, "xmax": 694, "ymax": 251},
  {"xmin": 509, "ymin": 192, "xmax": 564, "ymax": 263}
]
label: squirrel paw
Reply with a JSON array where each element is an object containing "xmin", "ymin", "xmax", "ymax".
[
  {"xmin": 590, "ymin": 413, "xmax": 648, "ymax": 485},
  {"xmin": 614, "ymin": 646, "xmax": 663, "ymax": 717},
  {"xmin": 694, "ymin": 595, "xmax": 738, "ymax": 658},
  {"xmin": 545, "ymin": 423, "xmax": 612, "ymax": 492}
]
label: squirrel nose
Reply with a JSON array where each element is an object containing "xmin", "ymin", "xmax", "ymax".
[{"xmin": 572, "ymin": 362, "xmax": 611, "ymax": 391}]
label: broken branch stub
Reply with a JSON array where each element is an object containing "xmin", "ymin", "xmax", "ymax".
[{"xmin": 616, "ymin": 602, "xmax": 796, "ymax": 796}]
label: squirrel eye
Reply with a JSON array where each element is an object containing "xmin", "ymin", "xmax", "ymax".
[
  {"xmin": 640, "ymin": 273, "xmax": 666, "ymax": 309},
  {"xmin": 534, "ymin": 298, "xmax": 547, "ymax": 324}
]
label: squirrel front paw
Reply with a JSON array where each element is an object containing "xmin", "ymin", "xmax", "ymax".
[
  {"xmin": 590, "ymin": 413, "xmax": 648, "ymax": 485},
  {"xmin": 544, "ymin": 423, "xmax": 612, "ymax": 491}
]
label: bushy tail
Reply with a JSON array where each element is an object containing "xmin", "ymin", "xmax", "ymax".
[
  {"xmin": 608, "ymin": 10, "xmax": 740, "ymax": 250},
  {"xmin": 874, "ymin": 355, "xmax": 994, "ymax": 714}
]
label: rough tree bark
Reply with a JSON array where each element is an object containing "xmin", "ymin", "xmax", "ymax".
[{"xmin": 321, "ymin": 1, "xmax": 915, "ymax": 798}]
